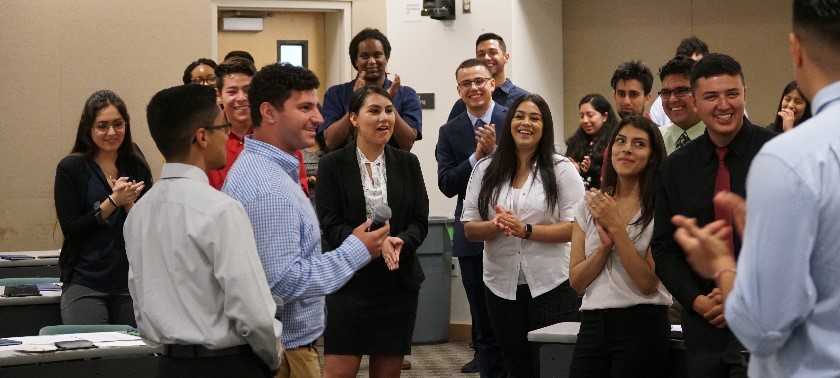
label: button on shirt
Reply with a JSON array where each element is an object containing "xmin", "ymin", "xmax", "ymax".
[
  {"xmin": 223, "ymin": 136, "xmax": 370, "ymax": 348},
  {"xmin": 726, "ymin": 80, "xmax": 840, "ymax": 378},
  {"xmin": 124, "ymin": 163, "xmax": 282, "ymax": 369},
  {"xmin": 461, "ymin": 155, "xmax": 585, "ymax": 300}
]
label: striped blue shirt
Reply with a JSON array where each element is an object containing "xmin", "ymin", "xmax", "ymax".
[{"xmin": 223, "ymin": 136, "xmax": 370, "ymax": 348}]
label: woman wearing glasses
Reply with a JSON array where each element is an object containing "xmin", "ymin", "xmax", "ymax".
[
  {"xmin": 462, "ymin": 94, "xmax": 585, "ymax": 377},
  {"xmin": 182, "ymin": 58, "xmax": 218, "ymax": 87},
  {"xmin": 317, "ymin": 86, "xmax": 428, "ymax": 377},
  {"xmin": 54, "ymin": 90, "xmax": 152, "ymax": 326}
]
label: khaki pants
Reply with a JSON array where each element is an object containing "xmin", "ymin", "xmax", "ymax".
[{"xmin": 276, "ymin": 344, "xmax": 320, "ymax": 378}]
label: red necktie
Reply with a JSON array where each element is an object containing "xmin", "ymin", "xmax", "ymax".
[{"xmin": 714, "ymin": 147, "xmax": 734, "ymax": 254}]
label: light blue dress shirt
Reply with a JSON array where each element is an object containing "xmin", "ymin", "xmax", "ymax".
[
  {"xmin": 726, "ymin": 80, "xmax": 840, "ymax": 377},
  {"xmin": 223, "ymin": 136, "xmax": 370, "ymax": 348}
]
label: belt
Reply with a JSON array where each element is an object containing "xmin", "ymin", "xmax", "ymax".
[{"xmin": 162, "ymin": 344, "xmax": 252, "ymax": 358}]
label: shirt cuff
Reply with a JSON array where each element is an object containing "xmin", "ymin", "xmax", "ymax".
[
  {"xmin": 341, "ymin": 235, "xmax": 372, "ymax": 270},
  {"xmin": 469, "ymin": 154, "xmax": 478, "ymax": 167}
]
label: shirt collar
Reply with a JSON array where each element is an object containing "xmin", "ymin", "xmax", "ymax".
[
  {"xmin": 243, "ymin": 135, "xmax": 300, "ymax": 178},
  {"xmin": 467, "ymin": 102, "xmax": 496, "ymax": 126},
  {"xmin": 702, "ymin": 116, "xmax": 754, "ymax": 159},
  {"xmin": 811, "ymin": 80, "xmax": 840, "ymax": 115},
  {"xmin": 495, "ymin": 78, "xmax": 514, "ymax": 95},
  {"xmin": 228, "ymin": 127, "xmax": 253, "ymax": 142},
  {"xmin": 160, "ymin": 163, "xmax": 209, "ymax": 184},
  {"xmin": 349, "ymin": 78, "xmax": 395, "ymax": 91}
]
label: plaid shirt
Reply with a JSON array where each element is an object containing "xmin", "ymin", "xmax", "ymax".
[{"xmin": 224, "ymin": 136, "xmax": 369, "ymax": 348}]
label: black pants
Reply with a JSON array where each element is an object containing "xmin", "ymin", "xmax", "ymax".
[
  {"xmin": 156, "ymin": 349, "xmax": 272, "ymax": 378},
  {"xmin": 460, "ymin": 256, "xmax": 507, "ymax": 378},
  {"xmin": 485, "ymin": 280, "xmax": 580, "ymax": 378},
  {"xmin": 681, "ymin": 310, "xmax": 747, "ymax": 378},
  {"xmin": 570, "ymin": 304, "xmax": 670, "ymax": 378}
]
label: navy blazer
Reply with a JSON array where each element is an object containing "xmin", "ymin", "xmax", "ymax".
[
  {"xmin": 316, "ymin": 142, "xmax": 429, "ymax": 292},
  {"xmin": 435, "ymin": 104, "xmax": 507, "ymax": 257}
]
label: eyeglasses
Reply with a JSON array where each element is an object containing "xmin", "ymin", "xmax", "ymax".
[
  {"xmin": 458, "ymin": 77, "xmax": 491, "ymax": 90},
  {"xmin": 191, "ymin": 76, "xmax": 217, "ymax": 85},
  {"xmin": 93, "ymin": 120, "xmax": 126, "ymax": 133},
  {"xmin": 192, "ymin": 122, "xmax": 231, "ymax": 144},
  {"xmin": 204, "ymin": 122, "xmax": 231, "ymax": 135},
  {"xmin": 658, "ymin": 87, "xmax": 692, "ymax": 99}
]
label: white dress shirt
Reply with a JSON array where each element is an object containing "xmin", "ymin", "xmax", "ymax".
[
  {"xmin": 462, "ymin": 154, "xmax": 585, "ymax": 300},
  {"xmin": 124, "ymin": 163, "xmax": 282, "ymax": 369}
]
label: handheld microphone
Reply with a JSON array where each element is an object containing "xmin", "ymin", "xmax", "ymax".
[{"xmin": 367, "ymin": 205, "xmax": 392, "ymax": 231}]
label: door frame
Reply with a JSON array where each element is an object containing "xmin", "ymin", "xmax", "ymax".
[{"xmin": 211, "ymin": 0, "xmax": 351, "ymax": 87}]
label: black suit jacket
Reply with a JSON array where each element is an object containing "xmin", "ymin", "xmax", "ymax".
[
  {"xmin": 435, "ymin": 104, "xmax": 507, "ymax": 257},
  {"xmin": 316, "ymin": 142, "xmax": 429, "ymax": 292}
]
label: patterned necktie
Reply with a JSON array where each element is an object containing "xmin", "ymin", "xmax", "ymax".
[
  {"xmin": 713, "ymin": 147, "xmax": 735, "ymax": 254},
  {"xmin": 675, "ymin": 131, "xmax": 690, "ymax": 149}
]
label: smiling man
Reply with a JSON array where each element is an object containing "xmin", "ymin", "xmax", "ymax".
[
  {"xmin": 319, "ymin": 28, "xmax": 422, "ymax": 151},
  {"xmin": 611, "ymin": 60, "xmax": 654, "ymax": 119},
  {"xmin": 651, "ymin": 53, "xmax": 776, "ymax": 377},
  {"xmin": 436, "ymin": 58, "xmax": 507, "ymax": 378},
  {"xmin": 223, "ymin": 63, "xmax": 390, "ymax": 378},
  {"xmin": 447, "ymin": 33, "xmax": 529, "ymax": 122},
  {"xmin": 657, "ymin": 56, "xmax": 705, "ymax": 155}
]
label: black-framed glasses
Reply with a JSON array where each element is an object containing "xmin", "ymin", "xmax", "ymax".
[
  {"xmin": 458, "ymin": 77, "xmax": 491, "ymax": 90},
  {"xmin": 192, "ymin": 122, "xmax": 231, "ymax": 143},
  {"xmin": 658, "ymin": 87, "xmax": 692, "ymax": 99},
  {"xmin": 93, "ymin": 120, "xmax": 126, "ymax": 133},
  {"xmin": 191, "ymin": 76, "xmax": 217, "ymax": 85},
  {"xmin": 204, "ymin": 122, "xmax": 231, "ymax": 135}
]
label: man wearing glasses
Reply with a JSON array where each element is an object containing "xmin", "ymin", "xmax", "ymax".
[
  {"xmin": 446, "ymin": 33, "xmax": 529, "ymax": 123},
  {"xmin": 657, "ymin": 56, "xmax": 706, "ymax": 155},
  {"xmin": 125, "ymin": 84, "xmax": 282, "ymax": 377},
  {"xmin": 435, "ymin": 58, "xmax": 507, "ymax": 378}
]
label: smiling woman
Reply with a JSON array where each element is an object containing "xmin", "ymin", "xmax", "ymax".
[
  {"xmin": 53, "ymin": 90, "xmax": 152, "ymax": 327},
  {"xmin": 568, "ymin": 116, "xmax": 671, "ymax": 377},
  {"xmin": 462, "ymin": 93, "xmax": 585, "ymax": 377}
]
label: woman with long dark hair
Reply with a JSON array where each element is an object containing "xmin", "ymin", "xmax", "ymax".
[
  {"xmin": 565, "ymin": 94, "xmax": 619, "ymax": 189},
  {"xmin": 54, "ymin": 90, "xmax": 152, "ymax": 326},
  {"xmin": 462, "ymin": 93, "xmax": 585, "ymax": 377},
  {"xmin": 769, "ymin": 80, "xmax": 811, "ymax": 133},
  {"xmin": 317, "ymin": 86, "xmax": 428, "ymax": 378},
  {"xmin": 568, "ymin": 116, "xmax": 671, "ymax": 377}
]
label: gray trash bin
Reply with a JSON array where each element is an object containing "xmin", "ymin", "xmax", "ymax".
[{"xmin": 411, "ymin": 216, "xmax": 453, "ymax": 344}]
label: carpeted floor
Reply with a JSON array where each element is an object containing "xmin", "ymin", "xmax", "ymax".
[{"xmin": 316, "ymin": 341, "xmax": 477, "ymax": 377}]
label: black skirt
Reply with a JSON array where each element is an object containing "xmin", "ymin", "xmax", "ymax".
[{"xmin": 323, "ymin": 257, "xmax": 419, "ymax": 355}]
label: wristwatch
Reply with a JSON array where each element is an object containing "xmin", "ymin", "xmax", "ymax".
[{"xmin": 523, "ymin": 224, "xmax": 533, "ymax": 239}]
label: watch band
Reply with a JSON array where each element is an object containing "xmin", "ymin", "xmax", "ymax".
[{"xmin": 523, "ymin": 223, "xmax": 533, "ymax": 239}]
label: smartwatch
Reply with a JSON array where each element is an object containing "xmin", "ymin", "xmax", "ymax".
[{"xmin": 523, "ymin": 224, "xmax": 533, "ymax": 239}]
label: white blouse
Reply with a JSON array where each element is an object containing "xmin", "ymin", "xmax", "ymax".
[
  {"xmin": 462, "ymin": 154, "xmax": 585, "ymax": 301},
  {"xmin": 356, "ymin": 147, "xmax": 388, "ymax": 219},
  {"xmin": 574, "ymin": 200, "xmax": 672, "ymax": 310}
]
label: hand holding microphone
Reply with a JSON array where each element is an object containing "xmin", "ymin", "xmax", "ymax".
[{"xmin": 353, "ymin": 204, "xmax": 392, "ymax": 259}]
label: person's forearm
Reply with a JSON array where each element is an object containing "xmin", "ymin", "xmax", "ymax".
[
  {"xmin": 463, "ymin": 220, "xmax": 501, "ymax": 242},
  {"xmin": 527, "ymin": 222, "xmax": 573, "ymax": 243},
  {"xmin": 611, "ymin": 230, "xmax": 660, "ymax": 295},
  {"xmin": 323, "ymin": 113, "xmax": 352, "ymax": 150},
  {"xmin": 569, "ymin": 244, "xmax": 610, "ymax": 293},
  {"xmin": 390, "ymin": 111, "xmax": 417, "ymax": 151}
]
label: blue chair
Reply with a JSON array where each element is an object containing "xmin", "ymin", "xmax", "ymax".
[
  {"xmin": 39, "ymin": 324, "xmax": 133, "ymax": 336},
  {"xmin": 0, "ymin": 277, "xmax": 60, "ymax": 286}
]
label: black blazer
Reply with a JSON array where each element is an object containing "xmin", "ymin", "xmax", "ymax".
[
  {"xmin": 435, "ymin": 104, "xmax": 507, "ymax": 257},
  {"xmin": 54, "ymin": 151, "xmax": 152, "ymax": 283},
  {"xmin": 316, "ymin": 142, "xmax": 429, "ymax": 293}
]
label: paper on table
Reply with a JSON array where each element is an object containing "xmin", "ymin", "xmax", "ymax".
[
  {"xmin": 63, "ymin": 332, "xmax": 140, "ymax": 343},
  {"xmin": 94, "ymin": 340, "xmax": 148, "ymax": 347}
]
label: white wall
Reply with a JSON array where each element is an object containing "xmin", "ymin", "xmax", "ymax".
[{"xmin": 386, "ymin": 0, "xmax": 562, "ymax": 326}]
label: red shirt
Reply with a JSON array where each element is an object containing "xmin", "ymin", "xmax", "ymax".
[{"xmin": 208, "ymin": 129, "xmax": 309, "ymax": 196}]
